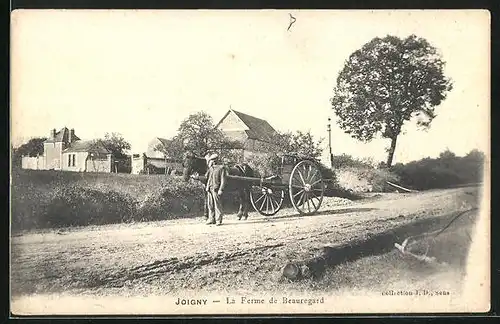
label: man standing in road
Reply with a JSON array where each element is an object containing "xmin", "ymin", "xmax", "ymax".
[{"xmin": 205, "ymin": 153, "xmax": 228, "ymax": 226}]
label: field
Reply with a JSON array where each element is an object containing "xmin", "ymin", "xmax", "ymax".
[{"xmin": 11, "ymin": 184, "xmax": 484, "ymax": 314}]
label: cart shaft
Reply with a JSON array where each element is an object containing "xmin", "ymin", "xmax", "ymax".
[{"xmin": 227, "ymin": 174, "xmax": 282, "ymax": 186}]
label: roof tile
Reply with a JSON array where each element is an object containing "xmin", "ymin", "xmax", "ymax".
[{"xmin": 63, "ymin": 140, "xmax": 110, "ymax": 154}]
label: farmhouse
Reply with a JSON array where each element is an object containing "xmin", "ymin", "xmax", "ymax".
[
  {"xmin": 130, "ymin": 137, "xmax": 182, "ymax": 175},
  {"xmin": 129, "ymin": 110, "xmax": 279, "ymax": 174},
  {"xmin": 21, "ymin": 127, "xmax": 114, "ymax": 173},
  {"xmin": 215, "ymin": 109, "xmax": 280, "ymax": 160}
]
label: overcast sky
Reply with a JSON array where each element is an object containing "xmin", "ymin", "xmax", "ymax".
[{"xmin": 11, "ymin": 10, "xmax": 490, "ymax": 165}]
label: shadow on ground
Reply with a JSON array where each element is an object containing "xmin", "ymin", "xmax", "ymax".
[
  {"xmin": 287, "ymin": 208, "xmax": 478, "ymax": 281},
  {"xmin": 231, "ymin": 207, "xmax": 379, "ymax": 225}
]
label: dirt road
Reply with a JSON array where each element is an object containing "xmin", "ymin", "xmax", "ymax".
[{"xmin": 11, "ymin": 187, "xmax": 481, "ymax": 299}]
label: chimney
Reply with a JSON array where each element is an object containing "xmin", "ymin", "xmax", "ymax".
[
  {"xmin": 51, "ymin": 128, "xmax": 56, "ymax": 139},
  {"xmin": 69, "ymin": 129, "xmax": 75, "ymax": 143}
]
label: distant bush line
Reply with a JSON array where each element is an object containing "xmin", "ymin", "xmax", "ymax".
[
  {"xmin": 331, "ymin": 149, "xmax": 485, "ymax": 191},
  {"xmin": 389, "ymin": 149, "xmax": 485, "ymax": 190}
]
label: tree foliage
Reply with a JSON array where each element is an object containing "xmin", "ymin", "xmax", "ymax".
[
  {"xmin": 266, "ymin": 130, "xmax": 323, "ymax": 160},
  {"xmin": 331, "ymin": 35, "xmax": 453, "ymax": 167},
  {"xmin": 93, "ymin": 133, "xmax": 131, "ymax": 158},
  {"xmin": 288, "ymin": 131, "xmax": 324, "ymax": 159},
  {"xmin": 12, "ymin": 137, "xmax": 47, "ymax": 167},
  {"xmin": 154, "ymin": 112, "xmax": 242, "ymax": 161},
  {"xmin": 331, "ymin": 153, "xmax": 375, "ymax": 169},
  {"xmin": 259, "ymin": 130, "xmax": 324, "ymax": 160},
  {"xmin": 13, "ymin": 137, "xmax": 47, "ymax": 158},
  {"xmin": 390, "ymin": 149, "xmax": 485, "ymax": 190},
  {"xmin": 154, "ymin": 136, "xmax": 185, "ymax": 161}
]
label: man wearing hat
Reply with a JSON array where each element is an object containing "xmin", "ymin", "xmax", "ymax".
[{"xmin": 205, "ymin": 153, "xmax": 228, "ymax": 226}]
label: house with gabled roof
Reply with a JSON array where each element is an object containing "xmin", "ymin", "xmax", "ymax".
[
  {"xmin": 215, "ymin": 109, "xmax": 280, "ymax": 159},
  {"xmin": 22, "ymin": 127, "xmax": 114, "ymax": 172},
  {"xmin": 130, "ymin": 110, "xmax": 280, "ymax": 174},
  {"xmin": 62, "ymin": 139, "xmax": 112, "ymax": 173}
]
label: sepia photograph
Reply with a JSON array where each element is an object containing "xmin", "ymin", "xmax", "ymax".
[{"xmin": 10, "ymin": 9, "xmax": 490, "ymax": 315}]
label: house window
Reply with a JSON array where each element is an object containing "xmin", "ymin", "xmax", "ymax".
[
  {"xmin": 68, "ymin": 155, "xmax": 71, "ymax": 167},
  {"xmin": 72, "ymin": 154, "xmax": 76, "ymax": 167}
]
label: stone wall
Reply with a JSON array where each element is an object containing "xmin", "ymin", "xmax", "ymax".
[{"xmin": 86, "ymin": 154, "xmax": 113, "ymax": 173}]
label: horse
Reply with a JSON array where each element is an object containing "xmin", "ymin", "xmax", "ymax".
[{"xmin": 181, "ymin": 152, "xmax": 255, "ymax": 220}]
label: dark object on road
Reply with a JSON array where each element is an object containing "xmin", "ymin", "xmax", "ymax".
[
  {"xmin": 282, "ymin": 263, "xmax": 300, "ymax": 280},
  {"xmin": 282, "ymin": 254, "xmax": 327, "ymax": 281}
]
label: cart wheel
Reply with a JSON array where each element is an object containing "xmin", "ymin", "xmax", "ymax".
[
  {"xmin": 250, "ymin": 186, "xmax": 285, "ymax": 216},
  {"xmin": 289, "ymin": 160, "xmax": 324, "ymax": 215}
]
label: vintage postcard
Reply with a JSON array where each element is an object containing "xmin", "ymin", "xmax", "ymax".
[{"xmin": 10, "ymin": 9, "xmax": 490, "ymax": 315}]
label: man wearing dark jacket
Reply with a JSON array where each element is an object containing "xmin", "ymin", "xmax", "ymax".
[{"xmin": 205, "ymin": 153, "xmax": 228, "ymax": 226}]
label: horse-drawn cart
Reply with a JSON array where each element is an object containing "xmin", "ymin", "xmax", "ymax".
[{"xmin": 227, "ymin": 154, "xmax": 327, "ymax": 216}]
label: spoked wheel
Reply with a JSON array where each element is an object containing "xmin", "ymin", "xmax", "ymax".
[
  {"xmin": 250, "ymin": 186, "xmax": 285, "ymax": 216},
  {"xmin": 289, "ymin": 160, "xmax": 324, "ymax": 215}
]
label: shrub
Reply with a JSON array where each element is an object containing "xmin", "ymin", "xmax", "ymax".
[
  {"xmin": 39, "ymin": 185, "xmax": 138, "ymax": 228},
  {"xmin": 334, "ymin": 166, "xmax": 401, "ymax": 193},
  {"xmin": 315, "ymin": 160, "xmax": 341, "ymax": 195},
  {"xmin": 10, "ymin": 169, "xmax": 209, "ymax": 231},
  {"xmin": 356, "ymin": 167, "xmax": 400, "ymax": 192},
  {"xmin": 137, "ymin": 180, "xmax": 205, "ymax": 221},
  {"xmin": 389, "ymin": 149, "xmax": 486, "ymax": 190},
  {"xmin": 331, "ymin": 154, "xmax": 374, "ymax": 169},
  {"xmin": 11, "ymin": 184, "xmax": 50, "ymax": 231}
]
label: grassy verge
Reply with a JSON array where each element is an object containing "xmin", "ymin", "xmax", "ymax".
[{"xmin": 11, "ymin": 169, "xmax": 208, "ymax": 231}]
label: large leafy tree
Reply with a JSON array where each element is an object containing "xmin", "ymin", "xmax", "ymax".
[
  {"xmin": 331, "ymin": 35, "xmax": 453, "ymax": 167},
  {"xmin": 155, "ymin": 112, "xmax": 242, "ymax": 160}
]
